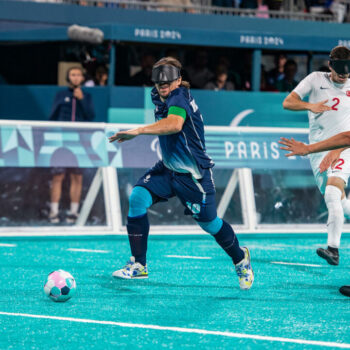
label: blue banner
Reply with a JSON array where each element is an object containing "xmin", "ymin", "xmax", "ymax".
[
  {"xmin": 117, "ymin": 24, "xmax": 345, "ymax": 51},
  {"xmin": 0, "ymin": 123, "xmax": 310, "ymax": 170}
]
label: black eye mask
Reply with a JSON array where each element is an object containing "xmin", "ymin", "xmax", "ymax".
[
  {"xmin": 151, "ymin": 65, "xmax": 181, "ymax": 84},
  {"xmin": 329, "ymin": 59, "xmax": 350, "ymax": 75}
]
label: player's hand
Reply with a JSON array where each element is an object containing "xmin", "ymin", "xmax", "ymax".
[
  {"xmin": 108, "ymin": 129, "xmax": 139, "ymax": 143},
  {"xmin": 279, "ymin": 137, "xmax": 310, "ymax": 157},
  {"xmin": 319, "ymin": 149, "xmax": 342, "ymax": 173},
  {"xmin": 73, "ymin": 88, "xmax": 84, "ymax": 100},
  {"xmin": 309, "ymin": 99, "xmax": 332, "ymax": 114}
]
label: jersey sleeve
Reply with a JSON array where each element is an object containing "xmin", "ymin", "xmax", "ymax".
[
  {"xmin": 293, "ymin": 72, "xmax": 315, "ymax": 99},
  {"xmin": 166, "ymin": 91, "xmax": 191, "ymax": 118}
]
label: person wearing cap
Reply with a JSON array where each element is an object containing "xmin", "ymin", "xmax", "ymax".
[
  {"xmin": 281, "ymin": 46, "xmax": 350, "ymax": 267},
  {"xmin": 108, "ymin": 56, "xmax": 254, "ymax": 289}
]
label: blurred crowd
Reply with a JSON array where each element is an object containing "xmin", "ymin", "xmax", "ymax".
[
  {"xmin": 87, "ymin": 50, "xmax": 305, "ymax": 92},
  {"xmin": 0, "ymin": 39, "xmax": 331, "ymax": 92},
  {"xmin": 64, "ymin": 47, "xmax": 335, "ymax": 93},
  {"xmin": 37, "ymin": 0, "xmax": 350, "ymax": 23}
]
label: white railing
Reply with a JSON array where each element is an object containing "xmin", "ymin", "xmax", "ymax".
[{"xmin": 1, "ymin": 120, "xmax": 350, "ymax": 236}]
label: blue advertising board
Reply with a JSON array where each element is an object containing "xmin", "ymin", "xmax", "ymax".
[{"xmin": 0, "ymin": 122, "xmax": 310, "ymax": 170}]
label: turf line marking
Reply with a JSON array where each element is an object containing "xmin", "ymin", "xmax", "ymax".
[
  {"xmin": 271, "ymin": 261, "xmax": 323, "ymax": 267},
  {"xmin": 0, "ymin": 312, "xmax": 349, "ymax": 349},
  {"xmin": 0, "ymin": 243, "xmax": 16, "ymax": 247},
  {"xmin": 66, "ymin": 248, "xmax": 110, "ymax": 253},
  {"xmin": 165, "ymin": 255, "xmax": 212, "ymax": 260}
]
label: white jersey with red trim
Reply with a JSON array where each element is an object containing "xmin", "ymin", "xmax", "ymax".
[{"xmin": 293, "ymin": 71, "xmax": 350, "ymax": 144}]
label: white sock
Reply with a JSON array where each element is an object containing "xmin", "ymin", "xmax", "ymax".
[
  {"xmin": 324, "ymin": 185, "xmax": 343, "ymax": 248},
  {"xmin": 341, "ymin": 197, "xmax": 350, "ymax": 219},
  {"xmin": 70, "ymin": 202, "xmax": 79, "ymax": 214},
  {"xmin": 50, "ymin": 202, "xmax": 59, "ymax": 216}
]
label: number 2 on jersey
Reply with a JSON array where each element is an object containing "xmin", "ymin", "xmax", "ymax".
[
  {"xmin": 335, "ymin": 158, "xmax": 344, "ymax": 170},
  {"xmin": 331, "ymin": 98, "xmax": 340, "ymax": 111}
]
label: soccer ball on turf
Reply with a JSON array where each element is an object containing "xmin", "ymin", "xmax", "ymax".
[{"xmin": 44, "ymin": 270, "xmax": 76, "ymax": 302}]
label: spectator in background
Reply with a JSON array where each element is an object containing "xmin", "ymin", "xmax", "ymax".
[
  {"xmin": 130, "ymin": 53, "xmax": 156, "ymax": 87},
  {"xmin": 49, "ymin": 66, "xmax": 95, "ymax": 224},
  {"xmin": 267, "ymin": 53, "xmax": 287, "ymax": 87},
  {"xmin": 155, "ymin": 0, "xmax": 195, "ymax": 13},
  {"xmin": 186, "ymin": 50, "xmax": 214, "ymax": 89},
  {"xmin": 260, "ymin": 65, "xmax": 279, "ymax": 91},
  {"xmin": 218, "ymin": 55, "xmax": 242, "ymax": 89},
  {"xmin": 240, "ymin": 52, "xmax": 253, "ymax": 90},
  {"xmin": 276, "ymin": 59, "xmax": 299, "ymax": 92},
  {"xmin": 85, "ymin": 65, "xmax": 109, "ymax": 86},
  {"xmin": 329, "ymin": 0, "xmax": 346, "ymax": 23},
  {"xmin": 256, "ymin": 0, "xmax": 269, "ymax": 18},
  {"xmin": 204, "ymin": 64, "xmax": 235, "ymax": 91}
]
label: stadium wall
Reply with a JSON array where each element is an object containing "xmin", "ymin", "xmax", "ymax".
[{"xmin": 0, "ymin": 86, "xmax": 308, "ymax": 128}]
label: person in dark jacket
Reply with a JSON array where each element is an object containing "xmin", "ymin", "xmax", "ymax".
[
  {"xmin": 50, "ymin": 68, "xmax": 95, "ymax": 122},
  {"xmin": 49, "ymin": 66, "xmax": 95, "ymax": 224}
]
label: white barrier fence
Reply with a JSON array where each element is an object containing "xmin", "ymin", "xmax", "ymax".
[{"xmin": 0, "ymin": 120, "xmax": 347, "ymax": 236}]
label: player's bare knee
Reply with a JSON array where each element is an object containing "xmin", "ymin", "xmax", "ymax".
[{"xmin": 327, "ymin": 177, "xmax": 345, "ymax": 191}]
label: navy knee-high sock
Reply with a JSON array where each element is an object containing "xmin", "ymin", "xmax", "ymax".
[
  {"xmin": 127, "ymin": 214, "xmax": 149, "ymax": 266},
  {"xmin": 213, "ymin": 220, "xmax": 244, "ymax": 264}
]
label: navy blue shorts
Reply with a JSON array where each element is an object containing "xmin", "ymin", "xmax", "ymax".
[{"xmin": 135, "ymin": 161, "xmax": 217, "ymax": 222}]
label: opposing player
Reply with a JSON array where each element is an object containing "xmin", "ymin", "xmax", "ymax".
[
  {"xmin": 108, "ymin": 57, "xmax": 253, "ymax": 290},
  {"xmin": 279, "ymin": 130, "xmax": 350, "ymax": 298},
  {"xmin": 281, "ymin": 46, "xmax": 350, "ymax": 266}
]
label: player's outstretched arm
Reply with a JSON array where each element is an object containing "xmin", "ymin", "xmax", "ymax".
[
  {"xmin": 282, "ymin": 92, "xmax": 332, "ymax": 113},
  {"xmin": 137, "ymin": 114, "xmax": 184, "ymax": 136},
  {"xmin": 109, "ymin": 114, "xmax": 184, "ymax": 143},
  {"xmin": 109, "ymin": 128, "xmax": 139, "ymax": 143},
  {"xmin": 279, "ymin": 132, "xmax": 350, "ymax": 157}
]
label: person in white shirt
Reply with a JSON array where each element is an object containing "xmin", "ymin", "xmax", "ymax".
[
  {"xmin": 279, "ymin": 118, "xmax": 350, "ymax": 298},
  {"xmin": 282, "ymin": 45, "xmax": 350, "ymax": 266}
]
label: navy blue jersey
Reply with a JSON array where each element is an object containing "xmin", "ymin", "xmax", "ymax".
[{"xmin": 151, "ymin": 86, "xmax": 214, "ymax": 179}]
